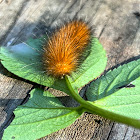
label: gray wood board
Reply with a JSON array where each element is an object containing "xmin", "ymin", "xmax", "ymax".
[{"xmin": 0, "ymin": 0, "xmax": 140, "ymax": 139}]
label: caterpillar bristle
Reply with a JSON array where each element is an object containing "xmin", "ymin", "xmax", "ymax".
[{"xmin": 43, "ymin": 20, "xmax": 91, "ymax": 78}]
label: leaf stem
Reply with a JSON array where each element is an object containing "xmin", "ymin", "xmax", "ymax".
[{"xmin": 65, "ymin": 76, "xmax": 140, "ymax": 129}]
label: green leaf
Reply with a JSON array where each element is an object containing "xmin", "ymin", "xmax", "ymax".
[
  {"xmin": 86, "ymin": 59, "xmax": 140, "ymax": 101},
  {"xmin": 93, "ymin": 77, "xmax": 140, "ymax": 119},
  {"xmin": 86, "ymin": 59, "xmax": 140, "ymax": 127},
  {"xmin": 67, "ymin": 38, "xmax": 107, "ymax": 90},
  {"xmin": 3, "ymin": 88, "xmax": 83, "ymax": 140},
  {"xmin": 0, "ymin": 37, "xmax": 107, "ymax": 94}
]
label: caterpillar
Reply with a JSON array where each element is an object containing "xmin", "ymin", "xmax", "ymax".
[{"xmin": 43, "ymin": 20, "xmax": 91, "ymax": 78}]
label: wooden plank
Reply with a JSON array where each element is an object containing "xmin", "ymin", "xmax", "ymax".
[
  {"xmin": 0, "ymin": 0, "xmax": 140, "ymax": 139},
  {"xmin": 0, "ymin": 0, "xmax": 28, "ymax": 45}
]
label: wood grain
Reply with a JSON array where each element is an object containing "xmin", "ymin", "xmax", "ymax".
[{"xmin": 0, "ymin": 0, "xmax": 140, "ymax": 139}]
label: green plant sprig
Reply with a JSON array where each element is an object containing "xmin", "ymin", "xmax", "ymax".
[{"xmin": 0, "ymin": 37, "xmax": 140, "ymax": 140}]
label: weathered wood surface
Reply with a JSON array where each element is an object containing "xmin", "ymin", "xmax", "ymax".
[{"xmin": 0, "ymin": 0, "xmax": 140, "ymax": 139}]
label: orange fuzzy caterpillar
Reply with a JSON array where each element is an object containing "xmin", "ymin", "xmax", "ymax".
[{"xmin": 43, "ymin": 20, "xmax": 91, "ymax": 78}]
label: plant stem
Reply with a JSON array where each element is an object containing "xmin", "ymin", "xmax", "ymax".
[
  {"xmin": 65, "ymin": 76, "xmax": 140, "ymax": 129},
  {"xmin": 65, "ymin": 76, "xmax": 105, "ymax": 114}
]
